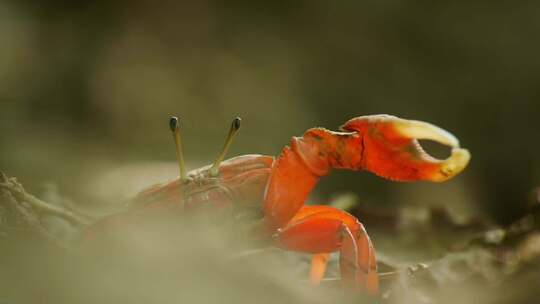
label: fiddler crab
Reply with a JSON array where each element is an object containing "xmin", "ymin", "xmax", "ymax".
[{"xmin": 84, "ymin": 114, "xmax": 470, "ymax": 295}]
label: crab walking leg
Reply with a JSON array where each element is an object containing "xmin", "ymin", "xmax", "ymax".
[
  {"xmin": 339, "ymin": 222, "xmax": 378, "ymax": 294},
  {"xmin": 274, "ymin": 205, "xmax": 378, "ymax": 294},
  {"xmin": 310, "ymin": 253, "xmax": 330, "ymax": 285}
]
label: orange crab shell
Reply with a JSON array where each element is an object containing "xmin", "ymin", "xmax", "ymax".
[{"xmin": 132, "ymin": 155, "xmax": 274, "ymax": 211}]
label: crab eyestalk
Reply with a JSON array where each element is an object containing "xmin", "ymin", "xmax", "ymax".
[
  {"xmin": 170, "ymin": 116, "xmax": 188, "ymax": 183},
  {"xmin": 210, "ymin": 117, "xmax": 242, "ymax": 177},
  {"xmin": 341, "ymin": 114, "xmax": 471, "ymax": 182}
]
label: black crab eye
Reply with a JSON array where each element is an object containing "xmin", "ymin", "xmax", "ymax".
[
  {"xmin": 231, "ymin": 117, "xmax": 241, "ymax": 130},
  {"xmin": 169, "ymin": 116, "xmax": 179, "ymax": 132}
]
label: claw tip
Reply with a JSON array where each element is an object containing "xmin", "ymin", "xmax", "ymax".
[{"xmin": 432, "ymin": 148, "xmax": 471, "ymax": 182}]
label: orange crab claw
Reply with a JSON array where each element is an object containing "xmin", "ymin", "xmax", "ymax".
[
  {"xmin": 263, "ymin": 115, "xmax": 469, "ymax": 294},
  {"xmin": 264, "ymin": 115, "xmax": 470, "ymax": 230},
  {"xmin": 341, "ymin": 114, "xmax": 471, "ymax": 182}
]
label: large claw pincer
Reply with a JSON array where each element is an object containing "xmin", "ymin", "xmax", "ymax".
[{"xmin": 342, "ymin": 114, "xmax": 470, "ymax": 182}]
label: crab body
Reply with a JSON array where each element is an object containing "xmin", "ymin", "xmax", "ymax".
[
  {"xmin": 84, "ymin": 115, "xmax": 470, "ymax": 295},
  {"xmin": 132, "ymin": 155, "xmax": 273, "ymax": 212}
]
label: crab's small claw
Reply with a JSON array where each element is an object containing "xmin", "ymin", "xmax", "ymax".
[{"xmin": 342, "ymin": 115, "xmax": 470, "ymax": 182}]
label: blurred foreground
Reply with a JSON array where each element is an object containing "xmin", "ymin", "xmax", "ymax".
[{"xmin": 2, "ymin": 172, "xmax": 540, "ymax": 304}]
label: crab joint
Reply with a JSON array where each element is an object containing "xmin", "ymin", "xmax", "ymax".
[
  {"xmin": 170, "ymin": 116, "xmax": 188, "ymax": 183},
  {"xmin": 210, "ymin": 117, "xmax": 242, "ymax": 177}
]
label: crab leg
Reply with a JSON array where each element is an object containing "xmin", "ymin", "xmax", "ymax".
[
  {"xmin": 274, "ymin": 205, "xmax": 378, "ymax": 294},
  {"xmin": 339, "ymin": 220, "xmax": 378, "ymax": 293},
  {"xmin": 309, "ymin": 253, "xmax": 330, "ymax": 285}
]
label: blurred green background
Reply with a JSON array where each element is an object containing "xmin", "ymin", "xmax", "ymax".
[{"xmin": 1, "ymin": 0, "xmax": 539, "ymax": 224}]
